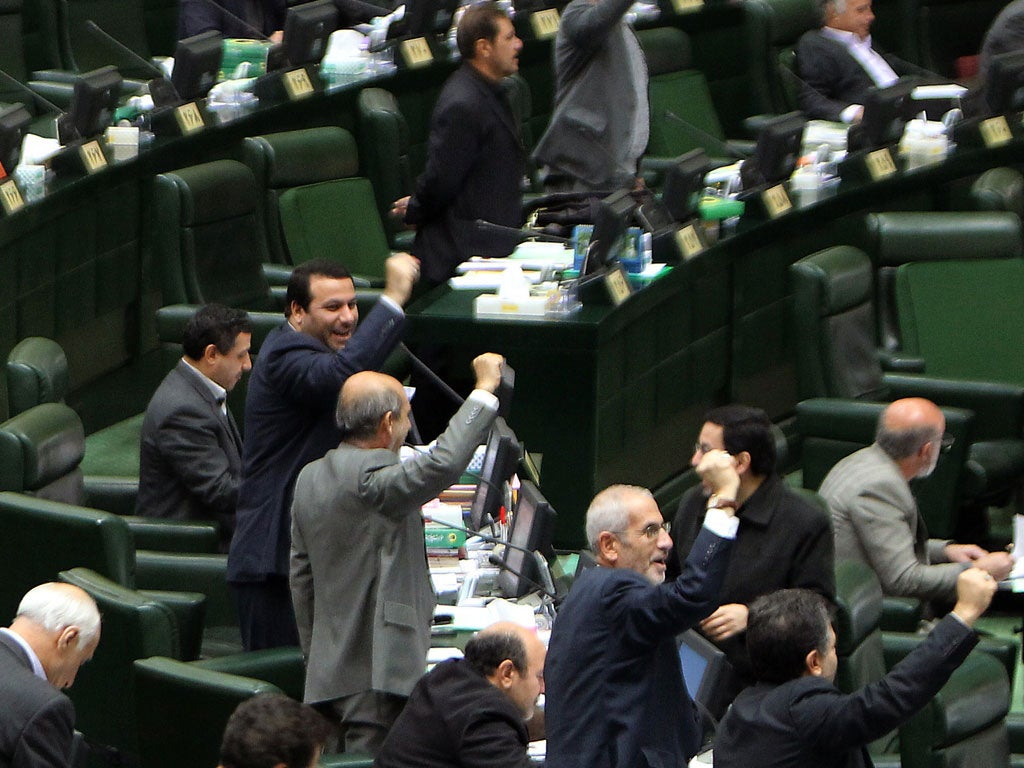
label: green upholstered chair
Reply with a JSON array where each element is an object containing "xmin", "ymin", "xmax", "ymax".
[
  {"xmin": 834, "ymin": 560, "xmax": 1013, "ymax": 768},
  {"xmin": 0, "ymin": 0, "xmax": 73, "ymax": 130},
  {"xmin": 744, "ymin": 0, "xmax": 821, "ymax": 116},
  {"xmin": 55, "ymin": 0, "xmax": 156, "ymax": 78},
  {"xmin": 969, "ymin": 168, "xmax": 1024, "ymax": 219},
  {"xmin": 791, "ymin": 247, "xmax": 1024, "ymax": 541}
]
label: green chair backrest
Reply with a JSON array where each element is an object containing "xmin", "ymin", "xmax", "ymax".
[
  {"xmin": 58, "ymin": 0, "xmax": 153, "ymax": 76},
  {"xmin": 745, "ymin": 0, "xmax": 821, "ymax": 115},
  {"xmin": 278, "ymin": 178, "xmax": 390, "ymax": 281},
  {"xmin": 357, "ymin": 87, "xmax": 414, "ymax": 244},
  {"xmin": 971, "ymin": 167, "xmax": 1024, "ymax": 218},
  {"xmin": 0, "ymin": 0, "xmax": 30, "ymax": 99},
  {"xmin": 6, "ymin": 336, "xmax": 69, "ymax": 416},
  {"xmin": 0, "ymin": 402, "xmax": 85, "ymax": 501}
]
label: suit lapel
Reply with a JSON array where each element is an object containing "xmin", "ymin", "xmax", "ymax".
[{"xmin": 174, "ymin": 361, "xmax": 243, "ymax": 456}]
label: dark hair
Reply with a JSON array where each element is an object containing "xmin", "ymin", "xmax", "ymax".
[
  {"xmin": 747, "ymin": 589, "xmax": 833, "ymax": 684},
  {"xmin": 181, "ymin": 304, "xmax": 251, "ymax": 360},
  {"xmin": 456, "ymin": 2, "xmax": 508, "ymax": 60},
  {"xmin": 704, "ymin": 404, "xmax": 777, "ymax": 476},
  {"xmin": 220, "ymin": 694, "xmax": 331, "ymax": 768},
  {"xmin": 875, "ymin": 415, "xmax": 939, "ymax": 461},
  {"xmin": 335, "ymin": 382, "xmax": 405, "ymax": 441},
  {"xmin": 285, "ymin": 259, "xmax": 353, "ymax": 317},
  {"xmin": 464, "ymin": 628, "xmax": 528, "ymax": 676}
]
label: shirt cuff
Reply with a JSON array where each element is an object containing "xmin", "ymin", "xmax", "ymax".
[
  {"xmin": 702, "ymin": 508, "xmax": 739, "ymax": 539},
  {"xmin": 948, "ymin": 611, "xmax": 969, "ymax": 628},
  {"xmin": 841, "ymin": 104, "xmax": 862, "ymax": 124},
  {"xmin": 468, "ymin": 389, "xmax": 499, "ymax": 410},
  {"xmin": 378, "ymin": 295, "xmax": 405, "ymax": 316}
]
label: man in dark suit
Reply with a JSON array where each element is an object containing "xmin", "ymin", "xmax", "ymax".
[
  {"xmin": 0, "ymin": 583, "xmax": 101, "ymax": 768},
  {"xmin": 375, "ymin": 622, "xmax": 545, "ymax": 768},
  {"xmin": 714, "ymin": 570, "xmax": 996, "ymax": 768},
  {"xmin": 137, "ymin": 304, "xmax": 252, "ymax": 552},
  {"xmin": 668, "ymin": 405, "xmax": 834, "ymax": 712},
  {"xmin": 796, "ymin": 0, "xmax": 925, "ymax": 122},
  {"xmin": 289, "ymin": 353, "xmax": 503, "ymax": 754},
  {"xmin": 392, "ymin": 2, "xmax": 525, "ymax": 285},
  {"xmin": 544, "ymin": 476, "xmax": 738, "ymax": 768},
  {"xmin": 228, "ymin": 255, "xmax": 419, "ymax": 651}
]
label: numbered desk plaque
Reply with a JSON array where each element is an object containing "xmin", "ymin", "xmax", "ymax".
[
  {"xmin": 0, "ymin": 179, "xmax": 24, "ymax": 215},
  {"xmin": 671, "ymin": 0, "xmax": 704, "ymax": 13},
  {"xmin": 761, "ymin": 184, "xmax": 792, "ymax": 219},
  {"xmin": 979, "ymin": 116, "xmax": 1013, "ymax": 148},
  {"xmin": 675, "ymin": 223, "xmax": 706, "ymax": 259},
  {"xmin": 283, "ymin": 68, "xmax": 316, "ymax": 100},
  {"xmin": 79, "ymin": 141, "xmax": 108, "ymax": 174},
  {"xmin": 174, "ymin": 102, "xmax": 206, "ymax": 134},
  {"xmin": 530, "ymin": 8, "xmax": 560, "ymax": 38},
  {"xmin": 864, "ymin": 148, "xmax": 897, "ymax": 181},
  {"xmin": 604, "ymin": 264, "xmax": 633, "ymax": 306},
  {"xmin": 400, "ymin": 37, "xmax": 434, "ymax": 68}
]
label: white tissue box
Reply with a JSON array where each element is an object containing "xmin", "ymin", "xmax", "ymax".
[{"xmin": 474, "ymin": 294, "xmax": 548, "ymax": 318}]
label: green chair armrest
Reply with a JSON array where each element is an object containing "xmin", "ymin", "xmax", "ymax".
[
  {"xmin": 82, "ymin": 476, "xmax": 138, "ymax": 517},
  {"xmin": 156, "ymin": 305, "xmax": 284, "ymax": 354},
  {"xmin": 878, "ymin": 350, "xmax": 925, "ymax": 373},
  {"xmin": 884, "ymin": 631, "xmax": 1017, "ymax": 688},
  {"xmin": 139, "ymin": 589, "xmax": 207, "ymax": 661},
  {"xmin": 262, "ymin": 263, "xmax": 293, "ymax": 286},
  {"xmin": 883, "ymin": 373, "xmax": 1024, "ymax": 439},
  {"xmin": 135, "ymin": 552, "xmax": 235, "ymax": 628},
  {"xmin": 123, "ymin": 517, "xmax": 219, "ymax": 554},
  {"xmin": 879, "ymin": 597, "xmax": 923, "ymax": 633},
  {"xmin": 1006, "ymin": 712, "xmax": 1024, "ymax": 754},
  {"xmin": 319, "ymin": 753, "xmax": 374, "ymax": 768},
  {"xmin": 194, "ymin": 647, "xmax": 305, "ymax": 699}
]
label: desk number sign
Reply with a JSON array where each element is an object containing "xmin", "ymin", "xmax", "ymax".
[
  {"xmin": 671, "ymin": 0, "xmax": 704, "ymax": 13},
  {"xmin": 604, "ymin": 264, "xmax": 633, "ymax": 306},
  {"xmin": 79, "ymin": 141, "xmax": 108, "ymax": 174},
  {"xmin": 530, "ymin": 9, "xmax": 560, "ymax": 39},
  {"xmin": 864, "ymin": 148, "xmax": 897, "ymax": 181},
  {"xmin": 283, "ymin": 69, "xmax": 316, "ymax": 100},
  {"xmin": 761, "ymin": 184, "xmax": 792, "ymax": 218},
  {"xmin": 979, "ymin": 116, "xmax": 1013, "ymax": 148},
  {"xmin": 0, "ymin": 179, "xmax": 24, "ymax": 215},
  {"xmin": 675, "ymin": 223, "xmax": 706, "ymax": 259},
  {"xmin": 400, "ymin": 37, "xmax": 434, "ymax": 68},
  {"xmin": 174, "ymin": 102, "xmax": 206, "ymax": 134}
]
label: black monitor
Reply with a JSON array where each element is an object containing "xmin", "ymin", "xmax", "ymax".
[
  {"xmin": 581, "ymin": 189, "xmax": 635, "ymax": 276},
  {"xmin": 468, "ymin": 417, "xmax": 521, "ymax": 531},
  {"xmin": 404, "ymin": 0, "xmax": 459, "ymax": 38},
  {"xmin": 661, "ymin": 148, "xmax": 709, "ymax": 222},
  {"xmin": 283, "ymin": 0, "xmax": 339, "ymax": 67},
  {"xmin": 64, "ymin": 66, "xmax": 122, "ymax": 143},
  {"xmin": 986, "ymin": 50, "xmax": 1024, "ymax": 115},
  {"xmin": 848, "ymin": 77, "xmax": 920, "ymax": 152},
  {"xmin": 677, "ymin": 629, "xmax": 732, "ymax": 716},
  {"xmin": 740, "ymin": 111, "xmax": 805, "ymax": 189},
  {"xmin": 172, "ymin": 30, "xmax": 223, "ymax": 100},
  {"xmin": 497, "ymin": 479, "xmax": 557, "ymax": 599},
  {"xmin": 0, "ymin": 103, "xmax": 31, "ymax": 174}
]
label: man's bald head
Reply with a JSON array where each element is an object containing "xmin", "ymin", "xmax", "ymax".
[
  {"xmin": 876, "ymin": 398, "xmax": 946, "ymax": 479},
  {"xmin": 335, "ymin": 371, "xmax": 410, "ymax": 450},
  {"xmin": 465, "ymin": 622, "xmax": 546, "ymax": 719}
]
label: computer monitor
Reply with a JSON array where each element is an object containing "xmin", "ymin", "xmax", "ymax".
[
  {"xmin": 172, "ymin": 31, "xmax": 223, "ymax": 101},
  {"xmin": 468, "ymin": 417, "xmax": 521, "ymax": 532},
  {"xmin": 677, "ymin": 629, "xmax": 731, "ymax": 715},
  {"xmin": 581, "ymin": 189, "xmax": 635, "ymax": 276},
  {"xmin": 497, "ymin": 479, "xmax": 557, "ymax": 599},
  {"xmin": 404, "ymin": 0, "xmax": 459, "ymax": 38},
  {"xmin": 739, "ymin": 111, "xmax": 805, "ymax": 189},
  {"xmin": 985, "ymin": 50, "xmax": 1024, "ymax": 115},
  {"xmin": 661, "ymin": 148, "xmax": 709, "ymax": 223},
  {"xmin": 0, "ymin": 103, "xmax": 31, "ymax": 174},
  {"xmin": 65, "ymin": 66, "xmax": 122, "ymax": 143},
  {"xmin": 283, "ymin": 0, "xmax": 339, "ymax": 67},
  {"xmin": 848, "ymin": 77, "xmax": 920, "ymax": 152}
]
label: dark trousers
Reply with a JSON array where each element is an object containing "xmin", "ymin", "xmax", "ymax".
[{"xmin": 232, "ymin": 576, "xmax": 300, "ymax": 650}]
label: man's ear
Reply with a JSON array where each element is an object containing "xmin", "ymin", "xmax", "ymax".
[
  {"xmin": 57, "ymin": 626, "xmax": 79, "ymax": 651},
  {"xmin": 805, "ymin": 648, "xmax": 824, "ymax": 677},
  {"xmin": 596, "ymin": 531, "xmax": 619, "ymax": 563},
  {"xmin": 202, "ymin": 343, "xmax": 219, "ymax": 364},
  {"xmin": 733, "ymin": 450, "xmax": 752, "ymax": 476},
  {"xmin": 494, "ymin": 658, "xmax": 517, "ymax": 690}
]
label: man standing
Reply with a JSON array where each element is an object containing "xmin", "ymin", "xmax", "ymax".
[
  {"xmin": 392, "ymin": 2, "xmax": 525, "ymax": 285},
  {"xmin": 229, "ymin": 254, "xmax": 419, "ymax": 651},
  {"xmin": 669, "ymin": 405, "xmax": 834, "ymax": 707},
  {"xmin": 375, "ymin": 622, "xmax": 545, "ymax": 768},
  {"xmin": 795, "ymin": 0, "xmax": 925, "ymax": 122},
  {"xmin": 820, "ymin": 398, "xmax": 1012, "ymax": 604},
  {"xmin": 137, "ymin": 304, "xmax": 252, "ymax": 552},
  {"xmin": 532, "ymin": 0, "xmax": 649, "ymax": 192},
  {"xmin": 545, "ymin": 477, "xmax": 737, "ymax": 768},
  {"xmin": 289, "ymin": 353, "xmax": 504, "ymax": 755},
  {"xmin": 0, "ymin": 583, "xmax": 101, "ymax": 768},
  {"xmin": 714, "ymin": 570, "xmax": 997, "ymax": 768}
]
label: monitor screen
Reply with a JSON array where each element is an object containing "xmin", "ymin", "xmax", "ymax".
[
  {"xmin": 67, "ymin": 66, "xmax": 122, "ymax": 142},
  {"xmin": 0, "ymin": 103, "xmax": 31, "ymax": 174},
  {"xmin": 582, "ymin": 189, "xmax": 636, "ymax": 276},
  {"xmin": 404, "ymin": 0, "xmax": 459, "ymax": 38},
  {"xmin": 468, "ymin": 417, "xmax": 521, "ymax": 532},
  {"xmin": 851, "ymin": 77, "xmax": 920, "ymax": 151},
  {"xmin": 172, "ymin": 30, "xmax": 223, "ymax": 101},
  {"xmin": 677, "ymin": 629, "xmax": 729, "ymax": 711},
  {"xmin": 740, "ymin": 111, "xmax": 805, "ymax": 189},
  {"xmin": 661, "ymin": 148, "xmax": 709, "ymax": 222},
  {"xmin": 283, "ymin": 0, "xmax": 339, "ymax": 67},
  {"xmin": 497, "ymin": 479, "xmax": 557, "ymax": 599},
  {"xmin": 986, "ymin": 50, "xmax": 1024, "ymax": 115}
]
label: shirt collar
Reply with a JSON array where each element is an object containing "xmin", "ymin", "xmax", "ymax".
[
  {"xmin": 822, "ymin": 26, "xmax": 872, "ymax": 48},
  {"xmin": 181, "ymin": 358, "xmax": 227, "ymax": 405},
  {"xmin": 1, "ymin": 627, "xmax": 47, "ymax": 681},
  {"xmin": 735, "ymin": 473, "xmax": 783, "ymax": 527}
]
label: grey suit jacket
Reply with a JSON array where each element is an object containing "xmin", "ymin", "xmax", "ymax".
[
  {"xmin": 289, "ymin": 394, "xmax": 497, "ymax": 703},
  {"xmin": 532, "ymin": 0, "xmax": 647, "ymax": 190},
  {"xmin": 819, "ymin": 444, "xmax": 962, "ymax": 602},
  {"xmin": 0, "ymin": 631, "xmax": 75, "ymax": 768},
  {"xmin": 136, "ymin": 360, "xmax": 243, "ymax": 550}
]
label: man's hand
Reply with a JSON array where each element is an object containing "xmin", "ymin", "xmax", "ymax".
[
  {"xmin": 973, "ymin": 551, "xmax": 1014, "ymax": 581},
  {"xmin": 382, "ymin": 253, "xmax": 420, "ymax": 306},
  {"xmin": 472, "ymin": 353, "xmax": 505, "ymax": 393},
  {"xmin": 951, "ymin": 567, "xmax": 998, "ymax": 626},
  {"xmin": 944, "ymin": 543, "xmax": 987, "ymax": 563},
  {"xmin": 699, "ymin": 603, "xmax": 748, "ymax": 642},
  {"xmin": 391, "ymin": 195, "xmax": 411, "ymax": 220},
  {"xmin": 696, "ymin": 449, "xmax": 740, "ymax": 501}
]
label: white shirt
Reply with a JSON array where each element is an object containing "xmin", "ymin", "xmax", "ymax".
[
  {"xmin": 821, "ymin": 27, "xmax": 899, "ymax": 122},
  {"xmin": 181, "ymin": 358, "xmax": 228, "ymax": 415}
]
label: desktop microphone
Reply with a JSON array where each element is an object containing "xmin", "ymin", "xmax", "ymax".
[
  {"xmin": 0, "ymin": 67, "xmax": 63, "ymax": 115},
  {"xmin": 662, "ymin": 110, "xmax": 749, "ymax": 161},
  {"xmin": 487, "ymin": 553, "xmax": 558, "ymax": 601},
  {"xmin": 473, "ymin": 219, "xmax": 572, "ymax": 245},
  {"xmin": 187, "ymin": 0, "xmax": 276, "ymax": 41},
  {"xmin": 399, "ymin": 342, "xmax": 464, "ymax": 408},
  {"xmin": 84, "ymin": 20, "xmax": 167, "ymax": 80}
]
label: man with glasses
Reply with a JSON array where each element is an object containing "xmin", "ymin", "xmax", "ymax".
[
  {"xmin": 668, "ymin": 405, "xmax": 834, "ymax": 713},
  {"xmin": 821, "ymin": 398, "xmax": 1013, "ymax": 604},
  {"xmin": 544, "ymin": 479, "xmax": 738, "ymax": 768}
]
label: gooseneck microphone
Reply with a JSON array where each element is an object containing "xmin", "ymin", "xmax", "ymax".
[
  {"xmin": 0, "ymin": 67, "xmax": 63, "ymax": 115},
  {"xmin": 662, "ymin": 110, "xmax": 749, "ymax": 161},
  {"xmin": 83, "ymin": 20, "xmax": 168, "ymax": 79}
]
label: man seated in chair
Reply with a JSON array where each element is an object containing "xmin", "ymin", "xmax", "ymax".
[
  {"xmin": 714, "ymin": 569, "xmax": 997, "ymax": 768},
  {"xmin": 668, "ymin": 405, "xmax": 835, "ymax": 711},
  {"xmin": 820, "ymin": 398, "xmax": 1013, "ymax": 606},
  {"xmin": 219, "ymin": 694, "xmax": 331, "ymax": 768},
  {"xmin": 137, "ymin": 304, "xmax": 252, "ymax": 553}
]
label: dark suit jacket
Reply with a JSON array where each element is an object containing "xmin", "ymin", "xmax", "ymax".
[
  {"xmin": 795, "ymin": 30, "xmax": 923, "ymax": 121},
  {"xmin": 668, "ymin": 475, "xmax": 834, "ymax": 686},
  {"xmin": 714, "ymin": 614, "xmax": 978, "ymax": 768},
  {"xmin": 406, "ymin": 65, "xmax": 525, "ymax": 285},
  {"xmin": 0, "ymin": 631, "xmax": 75, "ymax": 768},
  {"xmin": 178, "ymin": 0, "xmax": 286, "ymax": 39},
  {"xmin": 544, "ymin": 526, "xmax": 733, "ymax": 768},
  {"xmin": 289, "ymin": 394, "xmax": 496, "ymax": 702},
  {"xmin": 375, "ymin": 658, "xmax": 531, "ymax": 768},
  {"xmin": 136, "ymin": 360, "xmax": 243, "ymax": 551},
  {"xmin": 227, "ymin": 300, "xmax": 405, "ymax": 584}
]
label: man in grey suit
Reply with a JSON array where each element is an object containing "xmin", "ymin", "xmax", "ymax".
[
  {"xmin": 820, "ymin": 398, "xmax": 1012, "ymax": 604},
  {"xmin": 532, "ymin": 0, "xmax": 648, "ymax": 192},
  {"xmin": 137, "ymin": 304, "xmax": 252, "ymax": 552},
  {"xmin": 0, "ymin": 583, "xmax": 101, "ymax": 768},
  {"xmin": 289, "ymin": 352, "xmax": 504, "ymax": 755}
]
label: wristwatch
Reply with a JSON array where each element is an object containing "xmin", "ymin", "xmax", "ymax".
[{"xmin": 707, "ymin": 493, "xmax": 737, "ymax": 511}]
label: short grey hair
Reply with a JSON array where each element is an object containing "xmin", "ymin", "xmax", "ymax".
[
  {"xmin": 585, "ymin": 484, "xmax": 654, "ymax": 551},
  {"xmin": 875, "ymin": 414, "xmax": 940, "ymax": 461},
  {"xmin": 335, "ymin": 384, "xmax": 405, "ymax": 441},
  {"xmin": 818, "ymin": 0, "xmax": 846, "ymax": 23},
  {"xmin": 17, "ymin": 584, "xmax": 101, "ymax": 649}
]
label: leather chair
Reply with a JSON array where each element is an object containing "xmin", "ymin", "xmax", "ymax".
[
  {"xmin": 835, "ymin": 560, "xmax": 1013, "ymax": 768},
  {"xmin": 55, "ymin": 0, "xmax": 157, "ymax": 79},
  {"xmin": 744, "ymin": 0, "xmax": 821, "ymax": 116},
  {"xmin": 970, "ymin": 167, "xmax": 1024, "ymax": 218},
  {"xmin": 791, "ymin": 245, "xmax": 1024, "ymax": 542}
]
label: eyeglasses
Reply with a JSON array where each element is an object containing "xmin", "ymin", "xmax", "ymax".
[
  {"xmin": 938, "ymin": 433, "xmax": 955, "ymax": 454},
  {"xmin": 611, "ymin": 521, "xmax": 671, "ymax": 539},
  {"xmin": 693, "ymin": 442, "xmax": 715, "ymax": 456}
]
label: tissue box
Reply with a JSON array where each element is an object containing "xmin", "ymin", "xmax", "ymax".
[{"xmin": 474, "ymin": 294, "xmax": 548, "ymax": 318}]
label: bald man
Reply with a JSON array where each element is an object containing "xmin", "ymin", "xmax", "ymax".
[
  {"xmin": 820, "ymin": 398, "xmax": 1013, "ymax": 604},
  {"xmin": 376, "ymin": 622, "xmax": 545, "ymax": 768},
  {"xmin": 289, "ymin": 353, "xmax": 504, "ymax": 756},
  {"xmin": 0, "ymin": 583, "xmax": 101, "ymax": 768}
]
